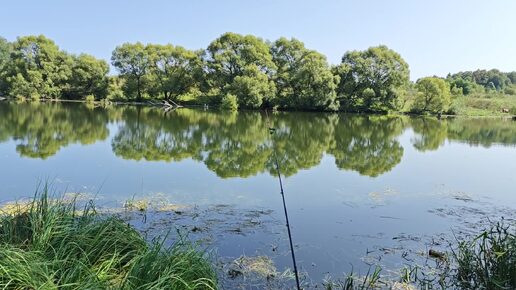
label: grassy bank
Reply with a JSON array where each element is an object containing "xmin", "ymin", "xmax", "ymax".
[
  {"xmin": 0, "ymin": 190, "xmax": 217, "ymax": 290},
  {"xmin": 5, "ymin": 93, "xmax": 516, "ymax": 118},
  {"xmin": 451, "ymin": 94, "xmax": 516, "ymax": 116}
]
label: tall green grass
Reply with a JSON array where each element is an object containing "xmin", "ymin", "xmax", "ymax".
[
  {"xmin": 324, "ymin": 222, "xmax": 516, "ymax": 289},
  {"xmin": 0, "ymin": 189, "xmax": 217, "ymax": 289},
  {"xmin": 453, "ymin": 221, "xmax": 516, "ymax": 289}
]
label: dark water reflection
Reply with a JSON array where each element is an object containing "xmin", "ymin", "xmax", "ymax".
[{"xmin": 1, "ymin": 102, "xmax": 516, "ymax": 285}]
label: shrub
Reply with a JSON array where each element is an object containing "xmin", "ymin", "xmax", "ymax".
[
  {"xmin": 85, "ymin": 94, "xmax": 96, "ymax": 103},
  {"xmin": 412, "ymin": 77, "xmax": 451, "ymax": 114},
  {"xmin": 221, "ymin": 93, "xmax": 239, "ymax": 111}
]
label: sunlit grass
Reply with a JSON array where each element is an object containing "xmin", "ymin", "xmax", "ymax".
[
  {"xmin": 451, "ymin": 94, "xmax": 516, "ymax": 116},
  {"xmin": 0, "ymin": 187, "xmax": 217, "ymax": 289}
]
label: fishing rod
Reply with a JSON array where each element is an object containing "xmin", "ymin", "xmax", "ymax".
[{"xmin": 266, "ymin": 110, "xmax": 302, "ymax": 290}]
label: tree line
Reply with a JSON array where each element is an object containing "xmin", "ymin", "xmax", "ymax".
[{"xmin": 1, "ymin": 33, "xmax": 515, "ymax": 114}]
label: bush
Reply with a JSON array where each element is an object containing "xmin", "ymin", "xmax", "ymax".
[
  {"xmin": 85, "ymin": 94, "xmax": 96, "ymax": 103},
  {"xmin": 221, "ymin": 93, "xmax": 239, "ymax": 111},
  {"xmin": 412, "ymin": 77, "xmax": 451, "ymax": 114},
  {"xmin": 504, "ymin": 85, "xmax": 516, "ymax": 96}
]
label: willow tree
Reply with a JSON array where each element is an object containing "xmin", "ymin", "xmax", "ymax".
[
  {"xmin": 271, "ymin": 37, "xmax": 339, "ymax": 110},
  {"xmin": 146, "ymin": 44, "xmax": 203, "ymax": 101},
  {"xmin": 111, "ymin": 42, "xmax": 150, "ymax": 101},
  {"xmin": 205, "ymin": 32, "xmax": 276, "ymax": 108},
  {"xmin": 335, "ymin": 45, "xmax": 410, "ymax": 113},
  {"xmin": 412, "ymin": 77, "xmax": 451, "ymax": 114},
  {"xmin": 62, "ymin": 54, "xmax": 110, "ymax": 100},
  {"xmin": 5, "ymin": 35, "xmax": 72, "ymax": 99}
]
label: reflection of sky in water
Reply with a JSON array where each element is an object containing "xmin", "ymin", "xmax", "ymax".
[{"xmin": 1, "ymin": 103, "xmax": 516, "ymax": 283}]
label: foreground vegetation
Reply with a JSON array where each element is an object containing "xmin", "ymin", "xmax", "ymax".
[
  {"xmin": 325, "ymin": 221, "xmax": 516, "ymax": 289},
  {"xmin": 1, "ymin": 34, "xmax": 516, "ymax": 115},
  {"xmin": 0, "ymin": 184, "xmax": 514, "ymax": 289},
  {"xmin": 0, "ymin": 189, "xmax": 217, "ymax": 289}
]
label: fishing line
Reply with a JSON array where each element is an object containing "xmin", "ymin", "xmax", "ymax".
[{"xmin": 265, "ymin": 110, "xmax": 301, "ymax": 290}]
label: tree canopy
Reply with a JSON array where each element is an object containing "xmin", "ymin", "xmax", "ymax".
[
  {"xmin": 334, "ymin": 45, "xmax": 410, "ymax": 113},
  {"xmin": 111, "ymin": 42, "xmax": 150, "ymax": 101},
  {"xmin": 5, "ymin": 35, "xmax": 72, "ymax": 99},
  {"xmin": 412, "ymin": 77, "xmax": 451, "ymax": 114},
  {"xmin": 205, "ymin": 32, "xmax": 276, "ymax": 108},
  {"xmin": 447, "ymin": 69, "xmax": 516, "ymax": 96},
  {"xmin": 0, "ymin": 35, "xmax": 110, "ymax": 100},
  {"xmin": 271, "ymin": 38, "xmax": 339, "ymax": 111},
  {"xmin": 0, "ymin": 37, "xmax": 12, "ymax": 96}
]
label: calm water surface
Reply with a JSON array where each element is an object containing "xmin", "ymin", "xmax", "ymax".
[{"xmin": 1, "ymin": 102, "xmax": 516, "ymax": 285}]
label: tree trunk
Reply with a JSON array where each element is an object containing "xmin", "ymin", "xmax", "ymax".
[{"xmin": 136, "ymin": 76, "xmax": 142, "ymax": 101}]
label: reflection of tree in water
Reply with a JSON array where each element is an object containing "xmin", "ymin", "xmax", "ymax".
[
  {"xmin": 202, "ymin": 112, "xmax": 272, "ymax": 178},
  {"xmin": 6, "ymin": 102, "xmax": 516, "ymax": 178},
  {"xmin": 111, "ymin": 108, "xmax": 272, "ymax": 177},
  {"xmin": 447, "ymin": 118, "xmax": 516, "ymax": 147},
  {"xmin": 409, "ymin": 117, "xmax": 516, "ymax": 151},
  {"xmin": 112, "ymin": 108, "xmax": 338, "ymax": 178},
  {"xmin": 410, "ymin": 117, "xmax": 448, "ymax": 152},
  {"xmin": 329, "ymin": 115, "xmax": 406, "ymax": 177},
  {"xmin": 112, "ymin": 107, "xmax": 205, "ymax": 162},
  {"xmin": 112, "ymin": 108, "xmax": 411, "ymax": 178},
  {"xmin": 0, "ymin": 102, "xmax": 110, "ymax": 159},
  {"xmin": 267, "ymin": 112, "xmax": 337, "ymax": 177}
]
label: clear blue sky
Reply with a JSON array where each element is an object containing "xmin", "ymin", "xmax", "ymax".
[{"xmin": 1, "ymin": 0, "xmax": 515, "ymax": 79}]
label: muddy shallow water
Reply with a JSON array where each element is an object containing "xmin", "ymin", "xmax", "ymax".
[{"xmin": 1, "ymin": 102, "xmax": 516, "ymax": 288}]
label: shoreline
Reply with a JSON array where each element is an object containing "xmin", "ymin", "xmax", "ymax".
[{"xmin": 2, "ymin": 97, "xmax": 516, "ymax": 119}]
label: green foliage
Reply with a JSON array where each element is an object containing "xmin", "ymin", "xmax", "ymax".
[
  {"xmin": 106, "ymin": 76, "xmax": 125, "ymax": 100},
  {"xmin": 63, "ymin": 54, "xmax": 109, "ymax": 99},
  {"xmin": 5, "ymin": 35, "xmax": 73, "ymax": 99},
  {"xmin": 271, "ymin": 38, "xmax": 339, "ymax": 111},
  {"xmin": 3, "ymin": 33, "xmax": 516, "ymax": 114},
  {"xmin": 221, "ymin": 93, "xmax": 239, "ymax": 111},
  {"xmin": 85, "ymin": 94, "xmax": 95, "ymax": 103},
  {"xmin": 335, "ymin": 45, "xmax": 410, "ymax": 113},
  {"xmin": 111, "ymin": 42, "xmax": 150, "ymax": 101},
  {"xmin": 206, "ymin": 32, "xmax": 276, "ymax": 108},
  {"xmin": 0, "ymin": 37, "xmax": 12, "ymax": 96},
  {"xmin": 412, "ymin": 77, "xmax": 451, "ymax": 114},
  {"xmin": 503, "ymin": 84, "xmax": 516, "ymax": 96},
  {"xmin": 227, "ymin": 65, "xmax": 275, "ymax": 108},
  {"xmin": 0, "ymin": 35, "xmax": 108, "ymax": 101},
  {"xmin": 146, "ymin": 44, "xmax": 203, "ymax": 101},
  {"xmin": 451, "ymin": 94, "xmax": 516, "ymax": 116},
  {"xmin": 0, "ymin": 189, "xmax": 217, "ymax": 289},
  {"xmin": 447, "ymin": 69, "xmax": 515, "ymax": 95}
]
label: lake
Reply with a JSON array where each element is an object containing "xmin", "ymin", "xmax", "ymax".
[{"xmin": 1, "ymin": 102, "xmax": 516, "ymax": 287}]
